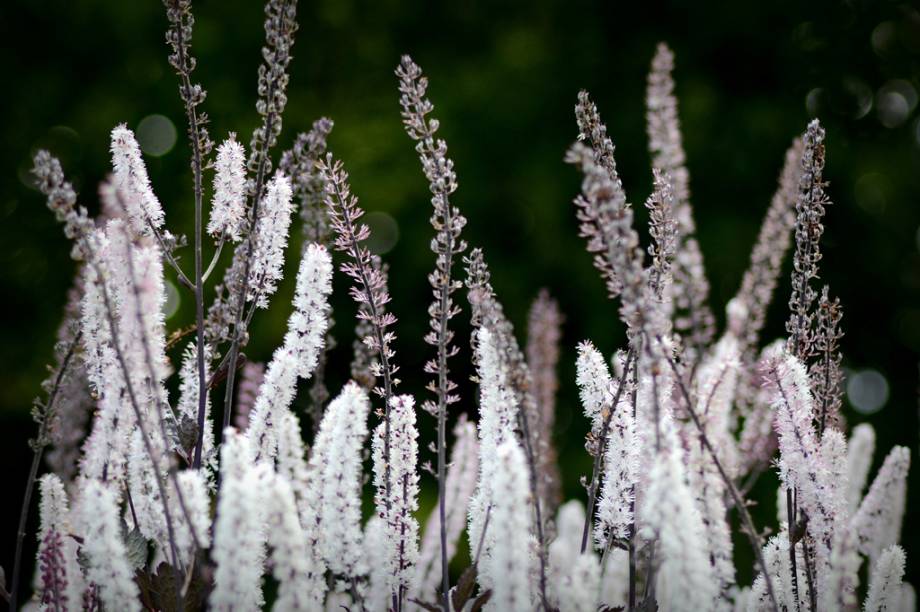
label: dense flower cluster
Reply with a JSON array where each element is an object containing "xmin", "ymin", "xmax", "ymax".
[{"xmin": 12, "ymin": 3, "xmax": 913, "ymax": 612}]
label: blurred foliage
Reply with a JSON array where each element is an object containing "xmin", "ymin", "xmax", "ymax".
[{"xmin": 1, "ymin": 0, "xmax": 919, "ymax": 588}]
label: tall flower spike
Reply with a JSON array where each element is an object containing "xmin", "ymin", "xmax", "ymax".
[
  {"xmin": 176, "ymin": 341, "xmax": 214, "ymax": 470},
  {"xmin": 526, "ymin": 290, "xmax": 563, "ymax": 512},
  {"xmin": 851, "ymin": 445, "xmax": 910, "ymax": 562},
  {"xmin": 247, "ymin": 171, "xmax": 295, "ymax": 308},
  {"xmin": 760, "ymin": 345, "xmax": 836, "ymax": 559},
  {"xmin": 234, "ymin": 361, "xmax": 264, "ymax": 432},
  {"xmin": 643, "ymin": 420, "xmax": 719, "ymax": 611},
  {"xmin": 414, "ymin": 416, "xmax": 479, "ymax": 602},
  {"xmin": 172, "ymin": 469, "xmax": 211, "ymax": 567},
  {"xmin": 863, "ymin": 546, "xmax": 906, "ymax": 612},
  {"xmin": 731, "ymin": 139, "xmax": 802, "ymax": 363},
  {"xmin": 467, "ymin": 326, "xmax": 519, "ymax": 575},
  {"xmin": 208, "ymin": 135, "xmax": 247, "ymax": 241},
  {"xmin": 786, "ymin": 119, "xmax": 829, "ymax": 362},
  {"xmin": 810, "ymin": 286, "xmax": 845, "ymax": 435},
  {"xmin": 110, "ymin": 124, "xmax": 165, "ymax": 237},
  {"xmin": 576, "ymin": 340, "xmax": 614, "ymax": 436},
  {"xmin": 372, "ymin": 395, "xmax": 420, "ymax": 607},
  {"xmin": 593, "ymin": 363, "xmax": 639, "ymax": 549},
  {"xmin": 397, "ymin": 55, "xmax": 468, "ymax": 607},
  {"xmin": 646, "ymin": 43, "xmax": 715, "ymax": 359},
  {"xmin": 313, "ymin": 382, "xmax": 370, "ymax": 581},
  {"xmin": 264, "ymin": 471, "xmax": 326, "ymax": 611},
  {"xmin": 37, "ymin": 474, "xmax": 84, "ymax": 609},
  {"xmin": 76, "ymin": 480, "xmax": 140, "ymax": 611},
  {"xmin": 32, "ymin": 150, "xmax": 95, "ymax": 261},
  {"xmin": 247, "ymin": 243, "xmax": 333, "ymax": 462},
  {"xmin": 482, "ymin": 440, "xmax": 535, "ymax": 612},
  {"xmin": 210, "ymin": 429, "xmax": 267, "ymax": 611},
  {"xmin": 845, "ymin": 423, "xmax": 875, "ymax": 513}
]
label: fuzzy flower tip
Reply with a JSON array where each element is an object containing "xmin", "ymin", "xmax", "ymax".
[
  {"xmin": 208, "ymin": 136, "xmax": 247, "ymax": 241},
  {"xmin": 864, "ymin": 545, "xmax": 906, "ymax": 612},
  {"xmin": 576, "ymin": 340, "xmax": 613, "ymax": 434},
  {"xmin": 110, "ymin": 124, "xmax": 164, "ymax": 236},
  {"xmin": 248, "ymin": 170, "xmax": 294, "ymax": 308}
]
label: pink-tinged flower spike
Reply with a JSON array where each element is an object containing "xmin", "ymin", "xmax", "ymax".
[
  {"xmin": 526, "ymin": 289, "xmax": 564, "ymax": 511},
  {"xmin": 247, "ymin": 171, "xmax": 295, "ymax": 308},
  {"xmin": 372, "ymin": 395, "xmax": 420, "ymax": 608},
  {"xmin": 646, "ymin": 44, "xmax": 714, "ymax": 362},
  {"xmin": 846, "ymin": 423, "xmax": 876, "ymax": 513},
  {"xmin": 760, "ymin": 345, "xmax": 835, "ymax": 554},
  {"xmin": 748, "ymin": 536, "xmax": 805, "ymax": 612},
  {"xmin": 737, "ymin": 339, "xmax": 785, "ymax": 474},
  {"xmin": 642, "ymin": 420, "xmax": 719, "ymax": 612},
  {"xmin": 864, "ymin": 546, "xmax": 906, "ymax": 612},
  {"xmin": 547, "ymin": 500, "xmax": 586, "ymax": 605},
  {"xmin": 110, "ymin": 124, "xmax": 165, "ymax": 236},
  {"xmin": 731, "ymin": 139, "xmax": 802, "ymax": 365},
  {"xmin": 208, "ymin": 135, "xmax": 247, "ymax": 241},
  {"xmin": 210, "ymin": 429, "xmax": 267, "ymax": 611},
  {"xmin": 75, "ymin": 480, "xmax": 140, "ymax": 611},
  {"xmin": 851, "ymin": 446, "xmax": 910, "ymax": 563},
  {"xmin": 482, "ymin": 440, "xmax": 535, "ymax": 611},
  {"xmin": 264, "ymin": 471, "xmax": 325, "ymax": 611},
  {"xmin": 36, "ymin": 474, "xmax": 84, "ymax": 609},
  {"xmin": 234, "ymin": 361, "xmax": 264, "ymax": 432},
  {"xmin": 467, "ymin": 327, "xmax": 518, "ymax": 568},
  {"xmin": 686, "ymin": 333, "xmax": 742, "ymax": 598},
  {"xmin": 415, "ymin": 416, "xmax": 479, "ymax": 602},
  {"xmin": 246, "ymin": 243, "xmax": 333, "ymax": 462},
  {"xmin": 313, "ymin": 382, "xmax": 370, "ymax": 582}
]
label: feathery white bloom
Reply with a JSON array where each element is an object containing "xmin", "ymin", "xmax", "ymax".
[
  {"xmin": 172, "ymin": 470, "xmax": 211, "ymax": 568},
  {"xmin": 820, "ymin": 427, "xmax": 850, "ymax": 522},
  {"xmin": 264, "ymin": 471, "xmax": 325, "ymax": 611},
  {"xmin": 483, "ymin": 440, "xmax": 535, "ymax": 611},
  {"xmin": 852, "ymin": 446, "xmax": 910, "ymax": 563},
  {"xmin": 365, "ymin": 516, "xmax": 390, "ymax": 612},
  {"xmin": 555, "ymin": 552, "xmax": 601, "ymax": 612},
  {"xmin": 760, "ymin": 345, "xmax": 835, "ymax": 556},
  {"xmin": 576, "ymin": 340, "xmax": 613, "ymax": 434},
  {"xmin": 110, "ymin": 124, "xmax": 164, "ymax": 236},
  {"xmin": 864, "ymin": 546, "xmax": 906, "ymax": 612},
  {"xmin": 548, "ymin": 501, "xmax": 586, "ymax": 606},
  {"xmin": 372, "ymin": 395, "xmax": 420, "ymax": 601},
  {"xmin": 313, "ymin": 382, "xmax": 369, "ymax": 579},
  {"xmin": 414, "ymin": 417, "xmax": 479, "ymax": 602},
  {"xmin": 821, "ymin": 525, "xmax": 861, "ymax": 610},
  {"xmin": 747, "ymin": 535, "xmax": 806, "ymax": 612},
  {"xmin": 468, "ymin": 327, "xmax": 518, "ymax": 563},
  {"xmin": 208, "ymin": 136, "xmax": 247, "ymax": 241},
  {"xmin": 176, "ymin": 342, "xmax": 214, "ymax": 472},
  {"xmin": 248, "ymin": 171, "xmax": 295, "ymax": 308},
  {"xmin": 36, "ymin": 474, "xmax": 84, "ymax": 608},
  {"xmin": 76, "ymin": 480, "xmax": 139, "ymax": 611},
  {"xmin": 643, "ymin": 420, "xmax": 719, "ymax": 611},
  {"xmin": 247, "ymin": 243, "xmax": 333, "ymax": 461},
  {"xmin": 127, "ymin": 430, "xmax": 167, "ymax": 548},
  {"xmin": 210, "ymin": 429, "xmax": 267, "ymax": 611},
  {"xmin": 846, "ymin": 423, "xmax": 876, "ymax": 513},
  {"xmin": 593, "ymin": 373, "xmax": 638, "ymax": 548},
  {"xmin": 275, "ymin": 412, "xmax": 312, "ymax": 525}
]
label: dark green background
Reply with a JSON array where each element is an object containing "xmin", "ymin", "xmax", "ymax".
[{"xmin": 1, "ymin": 0, "xmax": 918, "ymax": 597}]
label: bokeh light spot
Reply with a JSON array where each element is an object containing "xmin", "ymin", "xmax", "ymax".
[
  {"xmin": 364, "ymin": 211, "xmax": 399, "ymax": 255},
  {"xmin": 163, "ymin": 280, "xmax": 181, "ymax": 320},
  {"xmin": 137, "ymin": 114, "xmax": 177, "ymax": 157},
  {"xmin": 847, "ymin": 369, "xmax": 889, "ymax": 414}
]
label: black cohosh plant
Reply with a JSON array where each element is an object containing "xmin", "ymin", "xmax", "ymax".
[{"xmin": 8, "ymin": 2, "xmax": 911, "ymax": 611}]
